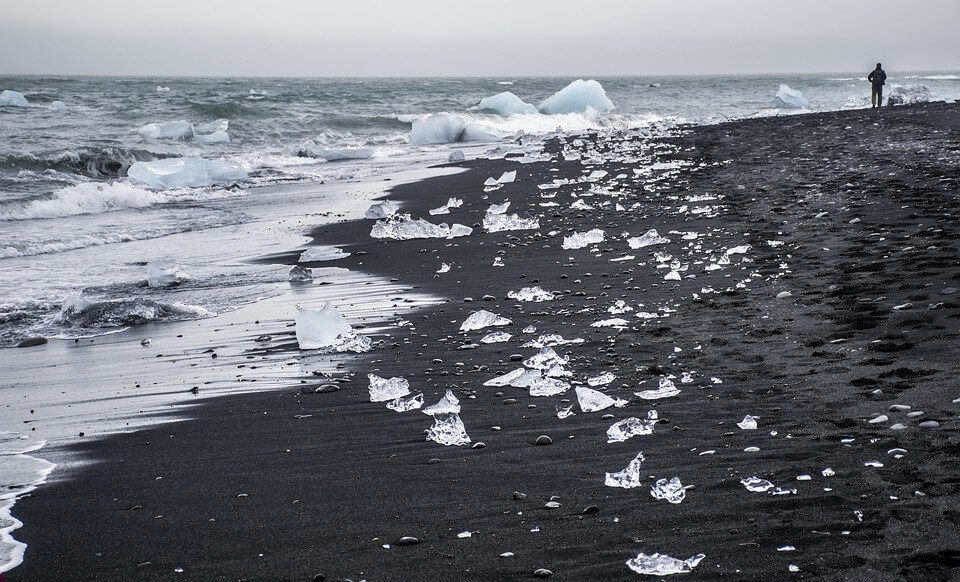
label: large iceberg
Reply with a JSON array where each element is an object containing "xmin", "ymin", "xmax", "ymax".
[
  {"xmin": 128, "ymin": 158, "xmax": 247, "ymax": 189},
  {"xmin": 774, "ymin": 84, "xmax": 810, "ymax": 109},
  {"xmin": 294, "ymin": 302, "xmax": 352, "ymax": 349},
  {"xmin": 475, "ymin": 92, "xmax": 538, "ymax": 116},
  {"xmin": 887, "ymin": 84, "xmax": 933, "ymax": 106},
  {"xmin": 138, "ymin": 120, "xmax": 195, "ymax": 140},
  {"xmin": 0, "ymin": 90, "xmax": 30, "ymax": 107},
  {"xmin": 538, "ymin": 79, "xmax": 614, "ymax": 115}
]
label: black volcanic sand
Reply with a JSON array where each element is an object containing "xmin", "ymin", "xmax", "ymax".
[{"xmin": 12, "ymin": 103, "xmax": 960, "ymax": 582}]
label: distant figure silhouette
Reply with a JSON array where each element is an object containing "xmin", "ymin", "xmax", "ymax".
[{"xmin": 868, "ymin": 63, "xmax": 887, "ymax": 108}]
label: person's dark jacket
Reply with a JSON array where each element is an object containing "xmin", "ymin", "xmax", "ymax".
[{"xmin": 868, "ymin": 68, "xmax": 887, "ymax": 87}]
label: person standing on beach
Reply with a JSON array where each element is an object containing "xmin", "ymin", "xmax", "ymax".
[{"xmin": 868, "ymin": 63, "xmax": 887, "ymax": 108}]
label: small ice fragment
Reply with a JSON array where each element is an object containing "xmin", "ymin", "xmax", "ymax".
[
  {"xmin": 387, "ymin": 392, "xmax": 424, "ymax": 412},
  {"xmin": 650, "ymin": 477, "xmax": 687, "ymax": 504},
  {"xmin": 591, "ymin": 318, "xmax": 630, "ymax": 328},
  {"xmin": 457, "ymin": 531, "xmax": 472, "ymax": 539},
  {"xmin": 368, "ymin": 374, "xmax": 411, "ymax": 402},
  {"xmin": 480, "ymin": 331, "xmax": 512, "ymax": 344},
  {"xmin": 446, "ymin": 197, "xmax": 463, "ymax": 208},
  {"xmin": 448, "ymin": 224, "xmax": 473, "ymax": 238},
  {"xmin": 295, "ymin": 303, "xmax": 353, "ymax": 349},
  {"xmin": 370, "ymin": 214, "xmax": 451, "ymax": 240},
  {"xmin": 495, "ymin": 170, "xmax": 517, "ymax": 184},
  {"xmin": 298, "ymin": 246, "xmax": 350, "ymax": 262},
  {"xmin": 508, "ymin": 286, "xmax": 555, "ymax": 302},
  {"xmin": 523, "ymin": 346, "xmax": 569, "ymax": 370},
  {"xmin": 570, "ymin": 198, "xmax": 594, "ymax": 210},
  {"xmin": 288, "ymin": 265, "xmax": 313, "ymax": 282},
  {"xmin": 556, "ymin": 403, "xmax": 575, "ymax": 419},
  {"xmin": 562, "ymin": 228, "xmax": 606, "ymax": 250},
  {"xmin": 147, "ymin": 259, "xmax": 189, "ymax": 287},
  {"xmin": 576, "ymin": 386, "xmax": 628, "ymax": 412},
  {"xmin": 492, "ymin": 256, "xmax": 505, "ymax": 267},
  {"xmin": 774, "ymin": 84, "xmax": 809, "ymax": 108},
  {"xmin": 522, "ymin": 325, "xmax": 537, "ymax": 334},
  {"xmin": 587, "ymin": 372, "xmax": 616, "ymax": 386},
  {"xmin": 423, "ymin": 390, "xmax": 461, "ymax": 415},
  {"xmin": 664, "ymin": 271, "xmax": 682, "ymax": 281},
  {"xmin": 737, "ymin": 415, "xmax": 759, "ymax": 430},
  {"xmin": 604, "ymin": 452, "xmax": 645, "ymax": 488},
  {"xmin": 520, "ymin": 334, "xmax": 584, "ymax": 348},
  {"xmin": 330, "ymin": 331, "xmax": 372, "ymax": 353},
  {"xmin": 460, "ymin": 310, "xmax": 512, "ymax": 332},
  {"xmin": 483, "ymin": 212, "xmax": 539, "ymax": 232},
  {"xmin": 796, "ymin": 474, "xmax": 812, "ymax": 481},
  {"xmin": 625, "ymin": 552, "xmax": 705, "ymax": 576},
  {"xmin": 777, "ymin": 546, "xmax": 796, "ymax": 552},
  {"xmin": 528, "ymin": 377, "xmax": 570, "ymax": 397},
  {"xmin": 864, "ymin": 460, "xmax": 884, "ymax": 468},
  {"xmin": 634, "ymin": 377, "xmax": 680, "ymax": 400},
  {"xmin": 487, "ymin": 201, "xmax": 511, "ymax": 214},
  {"xmin": 789, "ymin": 565, "xmax": 801, "ymax": 573},
  {"xmin": 740, "ymin": 476, "xmax": 775, "ymax": 493},
  {"xmin": 744, "ymin": 446, "xmax": 761, "ymax": 453},
  {"xmin": 483, "ymin": 368, "xmax": 541, "ymax": 388},
  {"xmin": 627, "ymin": 229, "xmax": 670, "ymax": 249},
  {"xmin": 425, "ymin": 413, "xmax": 471, "ymax": 446},
  {"xmin": 725, "ymin": 245, "xmax": 751, "ymax": 255},
  {"xmin": 429, "ymin": 205, "xmax": 450, "ymax": 215},
  {"xmin": 608, "ymin": 300, "xmax": 633, "ymax": 314},
  {"xmin": 606, "ymin": 411, "xmax": 658, "ymax": 443},
  {"xmin": 437, "ymin": 263, "xmax": 451, "ymax": 274},
  {"xmin": 822, "ymin": 467, "xmax": 835, "ymax": 477}
]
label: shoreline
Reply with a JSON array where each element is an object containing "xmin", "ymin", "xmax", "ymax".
[{"xmin": 9, "ymin": 102, "xmax": 960, "ymax": 580}]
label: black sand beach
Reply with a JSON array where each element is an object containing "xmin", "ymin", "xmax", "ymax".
[{"xmin": 11, "ymin": 103, "xmax": 960, "ymax": 581}]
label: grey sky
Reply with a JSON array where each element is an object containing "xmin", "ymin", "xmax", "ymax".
[{"xmin": 2, "ymin": 0, "xmax": 958, "ymax": 77}]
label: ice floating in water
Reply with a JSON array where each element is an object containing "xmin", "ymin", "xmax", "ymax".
[
  {"xmin": 128, "ymin": 157, "xmax": 247, "ymax": 189},
  {"xmin": 387, "ymin": 392, "xmax": 423, "ymax": 412},
  {"xmin": 410, "ymin": 113, "xmax": 511, "ymax": 145},
  {"xmin": 288, "ymin": 265, "xmax": 313, "ymax": 282},
  {"xmin": 508, "ymin": 286, "xmax": 555, "ymax": 302},
  {"xmin": 370, "ymin": 214, "xmax": 450, "ymax": 240},
  {"xmin": 538, "ymin": 79, "xmax": 615, "ymax": 114},
  {"xmin": 737, "ymin": 415, "xmax": 759, "ymax": 430},
  {"xmin": 523, "ymin": 346, "xmax": 569, "ymax": 370},
  {"xmin": 368, "ymin": 373, "xmax": 411, "ymax": 402},
  {"xmin": 425, "ymin": 412, "xmax": 471, "ymax": 446},
  {"xmin": 480, "ymin": 331, "xmax": 512, "ymax": 343},
  {"xmin": 483, "ymin": 212, "xmax": 539, "ymax": 233},
  {"xmin": 194, "ymin": 129, "xmax": 230, "ymax": 144},
  {"xmin": 635, "ymin": 377, "xmax": 680, "ymax": 400},
  {"xmin": 476, "ymin": 91, "xmax": 538, "ymax": 116},
  {"xmin": 0, "ymin": 90, "xmax": 30, "ymax": 107},
  {"xmin": 588, "ymin": 372, "xmax": 616, "ymax": 386},
  {"xmin": 576, "ymin": 386, "xmax": 628, "ymax": 412},
  {"xmin": 888, "ymin": 84, "xmax": 933, "ymax": 106},
  {"xmin": 137, "ymin": 120, "xmax": 195, "ymax": 140},
  {"xmin": 365, "ymin": 200, "xmax": 401, "ymax": 219},
  {"xmin": 295, "ymin": 302, "xmax": 352, "ymax": 349},
  {"xmin": 562, "ymin": 228, "xmax": 605, "ymax": 249},
  {"xmin": 606, "ymin": 411, "xmax": 658, "ymax": 443},
  {"xmin": 299, "ymin": 246, "xmax": 350, "ymax": 262},
  {"xmin": 774, "ymin": 84, "xmax": 810, "ymax": 109},
  {"xmin": 460, "ymin": 309, "xmax": 512, "ymax": 332},
  {"xmin": 651, "ymin": 477, "xmax": 687, "ymax": 504},
  {"xmin": 423, "ymin": 390, "xmax": 461, "ymax": 415},
  {"xmin": 604, "ymin": 451, "xmax": 645, "ymax": 488},
  {"xmin": 146, "ymin": 259, "xmax": 189, "ymax": 287},
  {"xmin": 626, "ymin": 552, "xmax": 705, "ymax": 576},
  {"xmin": 628, "ymin": 229, "xmax": 670, "ymax": 249}
]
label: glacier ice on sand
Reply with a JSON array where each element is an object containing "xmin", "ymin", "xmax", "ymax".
[
  {"xmin": 294, "ymin": 303, "xmax": 352, "ymax": 349},
  {"xmin": 562, "ymin": 228, "xmax": 605, "ymax": 250},
  {"xmin": 626, "ymin": 552, "xmax": 705, "ymax": 576},
  {"xmin": 507, "ymin": 286, "xmax": 555, "ymax": 302},
  {"xmin": 634, "ymin": 377, "xmax": 681, "ymax": 400},
  {"xmin": 368, "ymin": 374, "xmax": 411, "ymax": 402},
  {"xmin": 425, "ymin": 413, "xmax": 471, "ymax": 446},
  {"xmin": 606, "ymin": 411, "xmax": 658, "ymax": 443},
  {"xmin": 627, "ymin": 229, "xmax": 670, "ymax": 249},
  {"xmin": 650, "ymin": 477, "xmax": 687, "ymax": 504},
  {"xmin": 460, "ymin": 310, "xmax": 512, "ymax": 332},
  {"xmin": 576, "ymin": 386, "xmax": 628, "ymax": 412},
  {"xmin": 604, "ymin": 452, "xmax": 645, "ymax": 488},
  {"xmin": 422, "ymin": 390, "xmax": 461, "ymax": 415},
  {"xmin": 387, "ymin": 393, "xmax": 423, "ymax": 412},
  {"xmin": 365, "ymin": 200, "xmax": 401, "ymax": 219}
]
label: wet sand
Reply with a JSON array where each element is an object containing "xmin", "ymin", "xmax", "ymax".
[{"xmin": 10, "ymin": 102, "xmax": 960, "ymax": 581}]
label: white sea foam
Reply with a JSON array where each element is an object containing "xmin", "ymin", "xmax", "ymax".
[{"xmin": 0, "ymin": 433, "xmax": 55, "ymax": 575}]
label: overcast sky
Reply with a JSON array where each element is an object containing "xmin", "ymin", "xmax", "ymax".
[{"xmin": 2, "ymin": 0, "xmax": 958, "ymax": 77}]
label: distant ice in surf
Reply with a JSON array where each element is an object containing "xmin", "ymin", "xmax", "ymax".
[
  {"xmin": 888, "ymin": 84, "xmax": 933, "ymax": 106},
  {"xmin": 0, "ymin": 90, "xmax": 30, "ymax": 107},
  {"xmin": 474, "ymin": 91, "xmax": 538, "ymax": 116},
  {"xmin": 128, "ymin": 158, "xmax": 247, "ymax": 189},
  {"xmin": 774, "ymin": 84, "xmax": 810, "ymax": 109},
  {"xmin": 410, "ymin": 113, "xmax": 513, "ymax": 145},
  {"xmin": 147, "ymin": 259, "xmax": 189, "ymax": 287},
  {"xmin": 538, "ymin": 79, "xmax": 615, "ymax": 114}
]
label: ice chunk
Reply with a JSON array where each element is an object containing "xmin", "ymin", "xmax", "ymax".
[
  {"xmin": 521, "ymin": 334, "xmax": 584, "ymax": 348},
  {"xmin": 725, "ymin": 245, "xmax": 751, "ymax": 255},
  {"xmin": 608, "ymin": 300, "xmax": 633, "ymax": 315},
  {"xmin": 295, "ymin": 302, "xmax": 352, "ymax": 349},
  {"xmin": 557, "ymin": 403, "xmax": 576, "ymax": 419},
  {"xmin": 425, "ymin": 412, "xmax": 471, "ymax": 446},
  {"xmin": 740, "ymin": 476, "xmax": 774, "ymax": 493},
  {"xmin": 330, "ymin": 331, "xmax": 372, "ymax": 353},
  {"xmin": 436, "ymin": 263, "xmax": 451, "ymax": 274},
  {"xmin": 626, "ymin": 552, "xmax": 705, "ymax": 576},
  {"xmin": 387, "ymin": 392, "xmax": 423, "ymax": 412},
  {"xmin": 591, "ymin": 318, "xmax": 630, "ymax": 329},
  {"xmin": 446, "ymin": 197, "xmax": 463, "ymax": 208},
  {"xmin": 562, "ymin": 228, "xmax": 605, "ymax": 249},
  {"xmin": 288, "ymin": 265, "xmax": 313, "ymax": 282},
  {"xmin": 887, "ymin": 84, "xmax": 933, "ymax": 106},
  {"xmin": 483, "ymin": 368, "xmax": 542, "ymax": 388},
  {"xmin": 137, "ymin": 120, "xmax": 195, "ymax": 140},
  {"xmin": 368, "ymin": 373, "xmax": 411, "ymax": 402},
  {"xmin": 410, "ymin": 114, "xmax": 466, "ymax": 144},
  {"xmin": 448, "ymin": 224, "xmax": 473, "ymax": 238},
  {"xmin": 480, "ymin": 331, "xmax": 512, "ymax": 343},
  {"xmin": 628, "ymin": 229, "xmax": 670, "ymax": 249},
  {"xmin": 370, "ymin": 214, "xmax": 450, "ymax": 240},
  {"xmin": 528, "ymin": 376, "xmax": 570, "ymax": 397},
  {"xmin": 128, "ymin": 157, "xmax": 247, "ymax": 189},
  {"xmin": 570, "ymin": 198, "xmax": 594, "ymax": 210},
  {"xmin": 487, "ymin": 201, "xmax": 511, "ymax": 214},
  {"xmin": 423, "ymin": 390, "xmax": 461, "ymax": 415},
  {"xmin": 460, "ymin": 309, "xmax": 512, "ymax": 332},
  {"xmin": 0, "ymin": 90, "xmax": 30, "ymax": 107},
  {"xmin": 576, "ymin": 386, "xmax": 628, "ymax": 412},
  {"xmin": 635, "ymin": 377, "xmax": 680, "ymax": 400},
  {"xmin": 476, "ymin": 91, "xmax": 538, "ymax": 116},
  {"xmin": 365, "ymin": 200, "xmax": 401, "ymax": 219},
  {"xmin": 483, "ymin": 213, "xmax": 539, "ymax": 233},
  {"xmin": 429, "ymin": 205, "xmax": 450, "ymax": 215},
  {"xmin": 495, "ymin": 170, "xmax": 516, "ymax": 184},
  {"xmin": 606, "ymin": 411, "xmax": 658, "ymax": 443},
  {"xmin": 302, "ymin": 146, "xmax": 375, "ymax": 161},
  {"xmin": 523, "ymin": 346, "xmax": 569, "ymax": 370},
  {"xmin": 508, "ymin": 286, "xmax": 555, "ymax": 302},
  {"xmin": 588, "ymin": 372, "xmax": 616, "ymax": 386},
  {"xmin": 448, "ymin": 150, "xmax": 465, "ymax": 163},
  {"xmin": 774, "ymin": 84, "xmax": 810, "ymax": 109},
  {"xmin": 604, "ymin": 452, "xmax": 645, "ymax": 488},
  {"xmin": 737, "ymin": 415, "xmax": 759, "ymax": 430},
  {"xmin": 147, "ymin": 259, "xmax": 189, "ymax": 287},
  {"xmin": 651, "ymin": 477, "xmax": 687, "ymax": 504},
  {"xmin": 299, "ymin": 246, "xmax": 350, "ymax": 262},
  {"xmin": 194, "ymin": 129, "xmax": 230, "ymax": 144},
  {"xmin": 538, "ymin": 79, "xmax": 615, "ymax": 114}
]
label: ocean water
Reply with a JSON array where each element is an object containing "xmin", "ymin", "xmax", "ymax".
[{"xmin": 1, "ymin": 72, "xmax": 959, "ymax": 349}]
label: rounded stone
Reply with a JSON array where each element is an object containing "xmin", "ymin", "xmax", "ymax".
[
  {"xmin": 533, "ymin": 568, "xmax": 553, "ymax": 578},
  {"xmin": 396, "ymin": 536, "xmax": 420, "ymax": 546},
  {"xmin": 535, "ymin": 435, "xmax": 553, "ymax": 446},
  {"xmin": 918, "ymin": 420, "xmax": 940, "ymax": 429},
  {"xmin": 472, "ymin": 442, "xmax": 487, "ymax": 449},
  {"xmin": 509, "ymin": 354, "xmax": 524, "ymax": 361},
  {"xmin": 503, "ymin": 398, "xmax": 518, "ymax": 405},
  {"xmin": 582, "ymin": 505, "xmax": 600, "ymax": 514}
]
